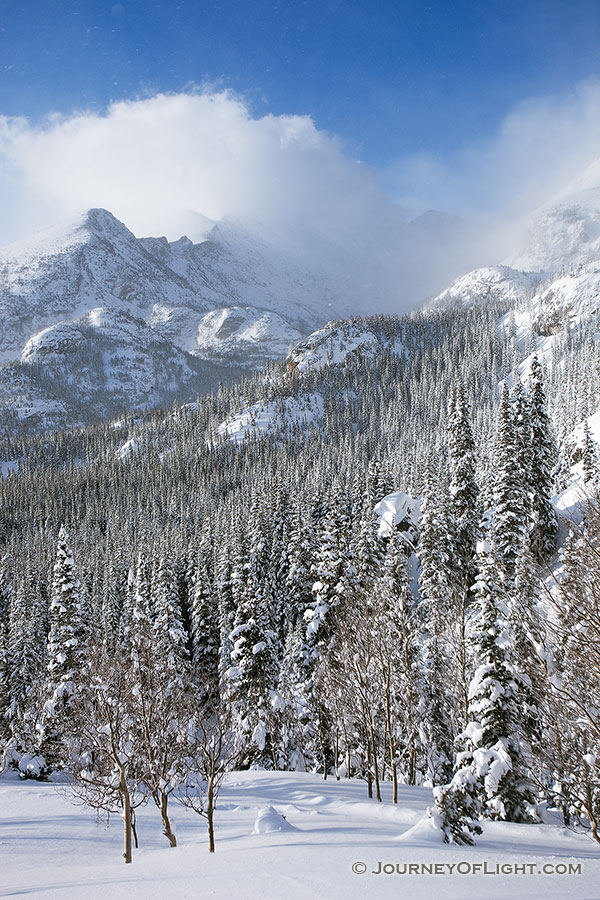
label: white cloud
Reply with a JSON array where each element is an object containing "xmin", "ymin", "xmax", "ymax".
[
  {"xmin": 387, "ymin": 78, "xmax": 600, "ymax": 220},
  {"xmin": 0, "ymin": 90, "xmax": 392, "ymax": 245},
  {"xmin": 1, "ymin": 81, "xmax": 600, "ymax": 311}
]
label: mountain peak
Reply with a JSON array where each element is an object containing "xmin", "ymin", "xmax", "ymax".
[{"xmin": 80, "ymin": 208, "xmax": 134, "ymax": 240}]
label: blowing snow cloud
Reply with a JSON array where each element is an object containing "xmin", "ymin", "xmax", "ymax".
[{"xmin": 1, "ymin": 83, "xmax": 600, "ymax": 310}]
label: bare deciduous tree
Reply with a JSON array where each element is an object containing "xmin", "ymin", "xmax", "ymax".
[
  {"xmin": 179, "ymin": 706, "xmax": 241, "ymax": 852},
  {"xmin": 69, "ymin": 647, "xmax": 146, "ymax": 864}
]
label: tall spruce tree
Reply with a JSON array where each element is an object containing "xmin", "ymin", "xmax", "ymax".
[
  {"xmin": 434, "ymin": 540, "xmax": 538, "ymax": 843},
  {"xmin": 528, "ymin": 356, "xmax": 558, "ymax": 563},
  {"xmin": 225, "ymin": 498, "xmax": 279, "ymax": 766},
  {"xmin": 492, "ymin": 385, "xmax": 529, "ymax": 586},
  {"xmin": 417, "ymin": 460, "xmax": 455, "ymax": 783},
  {"xmin": 447, "ymin": 380, "xmax": 480, "ymax": 594},
  {"xmin": 41, "ymin": 526, "xmax": 84, "ymax": 768}
]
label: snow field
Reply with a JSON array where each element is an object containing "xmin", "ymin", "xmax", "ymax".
[{"xmin": 2, "ymin": 769, "xmax": 598, "ymax": 900}]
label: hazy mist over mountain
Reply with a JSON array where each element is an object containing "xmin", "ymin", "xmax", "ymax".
[{"xmin": 2, "ymin": 80, "xmax": 600, "ymax": 313}]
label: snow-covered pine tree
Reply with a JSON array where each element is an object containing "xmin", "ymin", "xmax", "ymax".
[
  {"xmin": 352, "ymin": 491, "xmax": 384, "ymax": 591},
  {"xmin": 151, "ymin": 554, "xmax": 189, "ymax": 681},
  {"xmin": 276, "ymin": 498, "xmax": 316, "ymax": 769},
  {"xmin": 215, "ymin": 519, "xmax": 245, "ymax": 691},
  {"xmin": 582, "ymin": 422, "xmax": 599, "ymax": 487},
  {"xmin": 417, "ymin": 459, "xmax": 455, "ymax": 783},
  {"xmin": 190, "ymin": 552, "xmax": 220, "ymax": 707},
  {"xmin": 6, "ymin": 570, "xmax": 47, "ymax": 762},
  {"xmin": 447, "ymin": 379, "xmax": 479, "ymax": 594},
  {"xmin": 101, "ymin": 551, "xmax": 127, "ymax": 654},
  {"xmin": 446, "ymin": 384, "xmax": 480, "ymax": 729},
  {"xmin": 492, "ymin": 385, "xmax": 529, "ymax": 587},
  {"xmin": 528, "ymin": 355, "xmax": 558, "ymax": 563},
  {"xmin": 433, "ymin": 540, "xmax": 538, "ymax": 843},
  {"xmin": 266, "ymin": 477, "xmax": 291, "ymax": 655},
  {"xmin": 41, "ymin": 526, "xmax": 84, "ymax": 768},
  {"xmin": 367, "ymin": 447, "xmax": 394, "ymax": 505},
  {"xmin": 0, "ymin": 554, "xmax": 12, "ymax": 742},
  {"xmin": 225, "ymin": 497, "xmax": 279, "ymax": 766},
  {"xmin": 306, "ymin": 495, "xmax": 357, "ymax": 773}
]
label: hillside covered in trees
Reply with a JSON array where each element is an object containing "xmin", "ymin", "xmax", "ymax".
[{"xmin": 1, "ymin": 295, "xmax": 600, "ymax": 852}]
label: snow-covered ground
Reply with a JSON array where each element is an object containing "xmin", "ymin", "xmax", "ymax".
[{"xmin": 1, "ymin": 769, "xmax": 598, "ymax": 900}]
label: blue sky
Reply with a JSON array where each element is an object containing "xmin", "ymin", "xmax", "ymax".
[
  {"xmin": 1, "ymin": 0, "xmax": 600, "ymax": 263},
  {"xmin": 2, "ymin": 0, "xmax": 600, "ymax": 166}
]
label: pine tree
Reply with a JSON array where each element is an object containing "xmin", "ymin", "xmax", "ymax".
[
  {"xmin": 151, "ymin": 554, "xmax": 189, "ymax": 681},
  {"xmin": 102, "ymin": 553, "xmax": 127, "ymax": 653},
  {"xmin": 225, "ymin": 499, "xmax": 279, "ymax": 766},
  {"xmin": 301, "ymin": 499, "xmax": 355, "ymax": 774},
  {"xmin": 7, "ymin": 571, "xmax": 46, "ymax": 757},
  {"xmin": 582, "ymin": 422, "xmax": 599, "ymax": 486},
  {"xmin": 190, "ymin": 553, "xmax": 219, "ymax": 706},
  {"xmin": 0, "ymin": 554, "xmax": 12, "ymax": 742},
  {"xmin": 492, "ymin": 385, "xmax": 529, "ymax": 586},
  {"xmin": 528, "ymin": 356, "xmax": 558, "ymax": 562},
  {"xmin": 447, "ymin": 380, "xmax": 479, "ymax": 595},
  {"xmin": 417, "ymin": 460, "xmax": 455, "ymax": 783},
  {"xmin": 446, "ymin": 382, "xmax": 480, "ymax": 728},
  {"xmin": 434, "ymin": 541, "xmax": 538, "ymax": 842},
  {"xmin": 41, "ymin": 527, "xmax": 84, "ymax": 769}
]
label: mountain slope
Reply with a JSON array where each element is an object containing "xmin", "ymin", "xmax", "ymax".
[
  {"xmin": 426, "ymin": 265, "xmax": 544, "ymax": 312},
  {"xmin": 0, "ymin": 306, "xmax": 239, "ymax": 434},
  {"xmin": 510, "ymin": 187, "xmax": 600, "ymax": 273}
]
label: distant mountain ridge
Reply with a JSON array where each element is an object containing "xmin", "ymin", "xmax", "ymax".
[
  {"xmin": 3, "ymin": 159, "xmax": 600, "ymax": 435},
  {"xmin": 0, "ymin": 208, "xmax": 348, "ymax": 360},
  {"xmin": 0, "ymin": 208, "xmax": 356, "ymax": 432}
]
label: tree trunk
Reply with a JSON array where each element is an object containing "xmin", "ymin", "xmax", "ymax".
[
  {"xmin": 207, "ymin": 773, "xmax": 216, "ymax": 853},
  {"xmin": 368, "ymin": 724, "xmax": 382, "ymax": 802},
  {"xmin": 458, "ymin": 590, "xmax": 469, "ymax": 729},
  {"xmin": 131, "ymin": 810, "xmax": 139, "ymax": 849},
  {"xmin": 408, "ymin": 742, "xmax": 416, "ymax": 786},
  {"xmin": 585, "ymin": 781, "xmax": 600, "ymax": 845},
  {"xmin": 120, "ymin": 772, "xmax": 133, "ymax": 864},
  {"xmin": 159, "ymin": 792, "xmax": 177, "ymax": 847},
  {"xmin": 384, "ymin": 674, "xmax": 398, "ymax": 803}
]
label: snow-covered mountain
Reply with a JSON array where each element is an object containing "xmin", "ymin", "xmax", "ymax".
[
  {"xmin": 0, "ymin": 306, "xmax": 234, "ymax": 434},
  {"xmin": 0, "ymin": 201, "xmax": 472, "ymax": 432},
  {"xmin": 510, "ymin": 187, "xmax": 600, "ymax": 273},
  {"xmin": 427, "ymin": 266, "xmax": 544, "ymax": 312},
  {"xmin": 5, "ymin": 156, "xmax": 600, "ymax": 436},
  {"xmin": 426, "ymin": 160, "xmax": 600, "ymax": 344},
  {"xmin": 509, "ymin": 156, "xmax": 600, "ymax": 273},
  {"xmin": 191, "ymin": 306, "xmax": 302, "ymax": 367},
  {"xmin": 0, "ymin": 208, "xmax": 363, "ymax": 431},
  {"xmin": 0, "ymin": 207, "xmax": 350, "ymax": 360}
]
